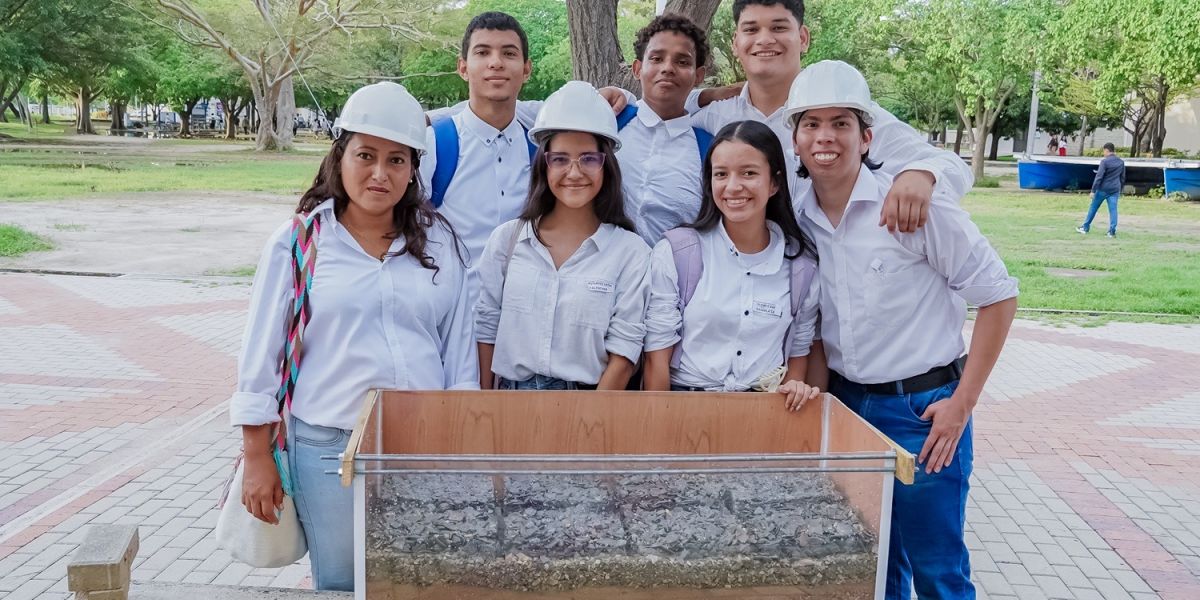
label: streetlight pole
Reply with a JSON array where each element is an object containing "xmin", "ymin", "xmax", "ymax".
[
  {"xmin": 1025, "ymin": 70, "xmax": 1041, "ymax": 157},
  {"xmin": 656, "ymin": 0, "xmax": 667, "ymax": 15}
]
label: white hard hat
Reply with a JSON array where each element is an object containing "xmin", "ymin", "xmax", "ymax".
[
  {"xmin": 332, "ymin": 82, "xmax": 426, "ymax": 152},
  {"xmin": 528, "ymin": 81, "xmax": 622, "ymax": 150},
  {"xmin": 783, "ymin": 60, "xmax": 875, "ymax": 129}
]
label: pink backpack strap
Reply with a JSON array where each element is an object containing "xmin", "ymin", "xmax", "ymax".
[
  {"xmin": 662, "ymin": 227, "xmax": 703, "ymax": 370},
  {"xmin": 783, "ymin": 253, "xmax": 818, "ymax": 361}
]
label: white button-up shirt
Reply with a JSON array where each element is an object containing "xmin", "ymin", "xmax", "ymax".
[
  {"xmin": 644, "ymin": 221, "xmax": 820, "ymax": 391},
  {"xmin": 690, "ymin": 84, "xmax": 974, "ymax": 202},
  {"xmin": 797, "ymin": 166, "xmax": 1019, "ymax": 384},
  {"xmin": 616, "ymin": 100, "xmax": 705, "ymax": 245},
  {"xmin": 229, "ymin": 200, "xmax": 479, "ymax": 431},
  {"xmin": 419, "ymin": 108, "xmax": 532, "ymax": 270},
  {"xmin": 474, "ymin": 219, "xmax": 651, "ymax": 385}
]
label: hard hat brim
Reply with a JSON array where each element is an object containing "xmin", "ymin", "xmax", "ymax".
[
  {"xmin": 528, "ymin": 126, "xmax": 622, "ymax": 152},
  {"xmin": 333, "ymin": 122, "xmax": 427, "ymax": 154},
  {"xmin": 783, "ymin": 102, "xmax": 875, "ymax": 129}
]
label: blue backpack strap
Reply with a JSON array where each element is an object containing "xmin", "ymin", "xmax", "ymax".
[
  {"xmin": 616, "ymin": 104, "xmax": 639, "ymax": 130},
  {"xmin": 693, "ymin": 127, "xmax": 714, "ymax": 162},
  {"xmin": 782, "ymin": 253, "xmax": 819, "ymax": 362},
  {"xmin": 519, "ymin": 123, "xmax": 537, "ymax": 160},
  {"xmin": 663, "ymin": 227, "xmax": 703, "ymax": 370},
  {"xmin": 430, "ymin": 117, "xmax": 459, "ymax": 208}
]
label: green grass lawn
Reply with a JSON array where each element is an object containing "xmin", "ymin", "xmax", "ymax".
[
  {"xmin": 965, "ymin": 190, "xmax": 1200, "ymax": 317},
  {"xmin": 0, "ymin": 119, "xmax": 76, "ymax": 139},
  {"xmin": 0, "ymin": 224, "xmax": 53, "ymax": 257},
  {"xmin": 0, "ymin": 147, "xmax": 320, "ymax": 200}
]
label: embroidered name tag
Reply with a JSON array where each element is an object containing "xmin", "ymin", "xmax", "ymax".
[
  {"xmin": 587, "ymin": 280, "xmax": 615, "ymax": 294},
  {"xmin": 752, "ymin": 300, "xmax": 782, "ymax": 318}
]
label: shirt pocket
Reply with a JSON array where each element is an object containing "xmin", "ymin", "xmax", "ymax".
[
  {"xmin": 570, "ymin": 277, "xmax": 617, "ymax": 330},
  {"xmin": 863, "ymin": 259, "xmax": 919, "ymax": 334},
  {"xmin": 500, "ymin": 263, "xmax": 538, "ymax": 315}
]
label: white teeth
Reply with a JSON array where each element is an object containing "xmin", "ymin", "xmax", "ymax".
[{"xmin": 813, "ymin": 153, "xmax": 839, "ymax": 161}]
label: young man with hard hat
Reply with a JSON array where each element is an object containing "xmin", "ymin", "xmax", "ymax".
[
  {"xmin": 474, "ymin": 81, "xmax": 649, "ymax": 391},
  {"xmin": 232, "ymin": 81, "xmax": 478, "ymax": 591},
  {"xmin": 785, "ymin": 60, "xmax": 1018, "ymax": 600},
  {"xmin": 691, "ymin": 0, "xmax": 972, "ymax": 233}
]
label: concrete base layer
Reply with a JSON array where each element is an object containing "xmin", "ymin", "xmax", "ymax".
[{"xmin": 132, "ymin": 582, "xmax": 351, "ymax": 599}]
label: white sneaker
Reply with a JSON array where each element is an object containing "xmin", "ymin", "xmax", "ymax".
[
  {"xmin": 1106, "ymin": 232, "xmax": 1116, "ymax": 238},
  {"xmin": 1075, "ymin": 227, "xmax": 1087, "ymax": 234}
]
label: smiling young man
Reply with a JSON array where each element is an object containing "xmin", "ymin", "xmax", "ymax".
[
  {"xmin": 419, "ymin": 12, "xmax": 536, "ymax": 278},
  {"xmin": 692, "ymin": 0, "xmax": 973, "ymax": 232},
  {"xmin": 786, "ymin": 61, "xmax": 1018, "ymax": 600},
  {"xmin": 614, "ymin": 14, "xmax": 715, "ymax": 244}
]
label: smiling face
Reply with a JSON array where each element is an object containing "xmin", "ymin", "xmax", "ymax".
[
  {"xmin": 545, "ymin": 131, "xmax": 604, "ymax": 211},
  {"xmin": 733, "ymin": 3, "xmax": 810, "ymax": 82},
  {"xmin": 634, "ymin": 30, "xmax": 706, "ymax": 114},
  {"xmin": 338, "ymin": 133, "xmax": 413, "ymax": 217},
  {"xmin": 792, "ymin": 107, "xmax": 872, "ymax": 183},
  {"xmin": 709, "ymin": 139, "xmax": 778, "ymax": 226},
  {"xmin": 458, "ymin": 28, "xmax": 531, "ymax": 103}
]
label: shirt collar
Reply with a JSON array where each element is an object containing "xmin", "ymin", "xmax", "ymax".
[
  {"xmin": 461, "ymin": 106, "xmax": 524, "ymax": 146},
  {"xmin": 519, "ymin": 220, "xmax": 618, "ymax": 252},
  {"xmin": 796, "ymin": 164, "xmax": 882, "ymax": 230},
  {"xmin": 715, "ymin": 220, "xmax": 786, "ymax": 275},
  {"xmin": 636, "ymin": 99, "xmax": 693, "ymax": 139}
]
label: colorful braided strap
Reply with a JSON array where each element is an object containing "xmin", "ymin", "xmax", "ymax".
[{"xmin": 273, "ymin": 212, "xmax": 321, "ymax": 495}]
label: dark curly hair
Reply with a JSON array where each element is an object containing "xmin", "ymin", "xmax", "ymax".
[
  {"xmin": 733, "ymin": 0, "xmax": 805, "ymax": 26},
  {"xmin": 633, "ymin": 13, "xmax": 710, "ymax": 69},
  {"xmin": 296, "ymin": 132, "xmax": 464, "ymax": 277}
]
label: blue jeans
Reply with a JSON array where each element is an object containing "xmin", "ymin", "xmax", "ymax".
[
  {"xmin": 287, "ymin": 417, "xmax": 354, "ymax": 591},
  {"xmin": 498, "ymin": 374, "xmax": 592, "ymax": 390},
  {"xmin": 1081, "ymin": 191, "xmax": 1119, "ymax": 235},
  {"xmin": 830, "ymin": 378, "xmax": 975, "ymax": 600}
]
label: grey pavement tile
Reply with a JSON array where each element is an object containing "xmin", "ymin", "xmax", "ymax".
[
  {"xmin": 1090, "ymin": 578, "xmax": 1134, "ymax": 600},
  {"xmin": 153, "ymin": 558, "xmax": 202, "ymax": 583},
  {"xmin": 212, "ymin": 562, "xmax": 254, "ymax": 586},
  {"xmin": 1073, "ymin": 555, "xmax": 1111, "ymax": 580},
  {"xmin": 985, "ymin": 540, "xmax": 1020, "ymax": 565},
  {"xmin": 1052, "ymin": 564, "xmax": 1094, "ymax": 590},
  {"xmin": 1008, "ymin": 584, "xmax": 1049, "ymax": 600},
  {"xmin": 2, "ymin": 576, "xmax": 54, "ymax": 600},
  {"xmin": 1033, "ymin": 574, "xmax": 1073, "ymax": 599},
  {"xmin": 1109, "ymin": 569, "xmax": 1154, "ymax": 595},
  {"xmin": 1018, "ymin": 552, "xmax": 1057, "ymax": 576},
  {"xmin": 998, "ymin": 563, "xmax": 1036, "ymax": 587},
  {"xmin": 1004, "ymin": 533, "xmax": 1039, "ymax": 554}
]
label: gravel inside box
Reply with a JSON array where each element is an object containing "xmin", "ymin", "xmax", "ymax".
[{"xmin": 366, "ymin": 472, "xmax": 877, "ymax": 590}]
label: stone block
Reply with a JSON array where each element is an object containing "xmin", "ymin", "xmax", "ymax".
[{"xmin": 67, "ymin": 524, "xmax": 140, "ymax": 593}]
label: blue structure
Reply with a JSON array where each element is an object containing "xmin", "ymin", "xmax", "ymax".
[
  {"xmin": 1164, "ymin": 166, "xmax": 1200, "ymax": 200},
  {"xmin": 1017, "ymin": 159, "xmax": 1098, "ymax": 191}
]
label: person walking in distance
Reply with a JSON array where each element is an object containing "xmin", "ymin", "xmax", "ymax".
[{"xmin": 1076, "ymin": 142, "xmax": 1125, "ymax": 238}]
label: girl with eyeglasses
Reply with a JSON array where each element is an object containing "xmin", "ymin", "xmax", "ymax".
[{"xmin": 474, "ymin": 81, "xmax": 650, "ymax": 391}]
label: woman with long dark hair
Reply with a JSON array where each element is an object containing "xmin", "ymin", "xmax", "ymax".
[
  {"xmin": 642, "ymin": 119, "xmax": 822, "ymax": 406},
  {"xmin": 474, "ymin": 81, "xmax": 650, "ymax": 391},
  {"xmin": 229, "ymin": 82, "xmax": 477, "ymax": 591}
]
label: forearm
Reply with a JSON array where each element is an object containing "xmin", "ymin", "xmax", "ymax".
[
  {"xmin": 643, "ymin": 348, "xmax": 672, "ymax": 391},
  {"xmin": 804, "ymin": 341, "xmax": 829, "ymax": 390},
  {"xmin": 597, "ymin": 354, "xmax": 636, "ymax": 390},
  {"xmin": 477, "ymin": 342, "xmax": 496, "ymax": 389},
  {"xmin": 241, "ymin": 424, "xmax": 274, "ymax": 457},
  {"xmin": 957, "ymin": 297, "xmax": 1018, "ymax": 406},
  {"xmin": 783, "ymin": 356, "xmax": 808, "ymax": 385}
]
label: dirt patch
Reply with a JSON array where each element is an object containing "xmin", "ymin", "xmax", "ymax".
[
  {"xmin": 1154, "ymin": 242, "xmax": 1200, "ymax": 252},
  {"xmin": 0, "ymin": 191, "xmax": 296, "ymax": 276},
  {"xmin": 1045, "ymin": 267, "xmax": 1113, "ymax": 279}
]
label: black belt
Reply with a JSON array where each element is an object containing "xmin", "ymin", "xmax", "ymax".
[{"xmin": 832, "ymin": 356, "xmax": 966, "ymax": 396}]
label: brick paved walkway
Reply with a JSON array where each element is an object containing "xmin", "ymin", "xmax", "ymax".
[{"xmin": 1, "ymin": 271, "xmax": 1198, "ymax": 599}]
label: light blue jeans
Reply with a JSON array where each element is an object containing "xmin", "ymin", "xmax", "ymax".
[
  {"xmin": 287, "ymin": 417, "xmax": 354, "ymax": 591},
  {"xmin": 1081, "ymin": 191, "xmax": 1119, "ymax": 235},
  {"xmin": 830, "ymin": 378, "xmax": 975, "ymax": 600}
]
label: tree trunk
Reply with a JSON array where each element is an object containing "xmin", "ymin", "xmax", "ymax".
[
  {"xmin": 988, "ymin": 130, "xmax": 1001, "ymax": 161},
  {"xmin": 566, "ymin": 0, "xmax": 722, "ymax": 93},
  {"xmin": 221, "ymin": 97, "xmax": 243, "ymax": 140},
  {"xmin": 273, "ymin": 75, "xmax": 295, "ymax": 149},
  {"xmin": 1151, "ymin": 82, "xmax": 1168, "ymax": 157},
  {"xmin": 109, "ymin": 101, "xmax": 126, "ymax": 130},
  {"xmin": 953, "ymin": 122, "xmax": 964, "ymax": 156},
  {"xmin": 41, "ymin": 93, "xmax": 50, "ymax": 124},
  {"xmin": 76, "ymin": 86, "xmax": 96, "ymax": 134},
  {"xmin": 1076, "ymin": 115, "xmax": 1088, "ymax": 155}
]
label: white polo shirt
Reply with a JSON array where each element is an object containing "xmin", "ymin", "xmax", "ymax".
[
  {"xmin": 419, "ymin": 108, "xmax": 533, "ymax": 270},
  {"xmin": 474, "ymin": 219, "xmax": 651, "ymax": 385},
  {"xmin": 690, "ymin": 84, "xmax": 974, "ymax": 202},
  {"xmin": 796, "ymin": 165, "xmax": 1019, "ymax": 384},
  {"xmin": 644, "ymin": 221, "xmax": 820, "ymax": 391},
  {"xmin": 229, "ymin": 199, "xmax": 479, "ymax": 431},
  {"xmin": 616, "ymin": 100, "xmax": 705, "ymax": 245}
]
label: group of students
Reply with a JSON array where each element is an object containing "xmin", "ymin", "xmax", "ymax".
[{"xmin": 228, "ymin": 2, "xmax": 1018, "ymax": 599}]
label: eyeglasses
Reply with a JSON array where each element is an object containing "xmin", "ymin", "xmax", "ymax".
[{"xmin": 545, "ymin": 151, "xmax": 606, "ymax": 172}]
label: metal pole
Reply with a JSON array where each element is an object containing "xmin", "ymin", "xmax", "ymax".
[
  {"xmin": 1025, "ymin": 70, "xmax": 1041, "ymax": 157},
  {"xmin": 656, "ymin": 0, "xmax": 668, "ymax": 15}
]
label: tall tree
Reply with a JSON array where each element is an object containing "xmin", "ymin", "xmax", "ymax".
[
  {"xmin": 153, "ymin": 0, "xmax": 440, "ymax": 151},
  {"xmin": 565, "ymin": 0, "xmax": 722, "ymax": 92}
]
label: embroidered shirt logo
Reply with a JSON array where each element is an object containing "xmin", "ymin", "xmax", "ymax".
[
  {"xmin": 752, "ymin": 300, "xmax": 782, "ymax": 318},
  {"xmin": 586, "ymin": 280, "xmax": 615, "ymax": 294}
]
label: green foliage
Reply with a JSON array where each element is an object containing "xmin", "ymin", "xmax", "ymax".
[{"xmin": 0, "ymin": 224, "xmax": 53, "ymax": 257}]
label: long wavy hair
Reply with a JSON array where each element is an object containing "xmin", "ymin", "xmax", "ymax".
[
  {"xmin": 692, "ymin": 120, "xmax": 812, "ymax": 260},
  {"xmin": 519, "ymin": 131, "xmax": 635, "ymax": 244},
  {"xmin": 296, "ymin": 132, "xmax": 464, "ymax": 276}
]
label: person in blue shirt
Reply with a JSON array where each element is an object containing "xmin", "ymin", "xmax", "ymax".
[{"xmin": 1076, "ymin": 143, "xmax": 1126, "ymax": 238}]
